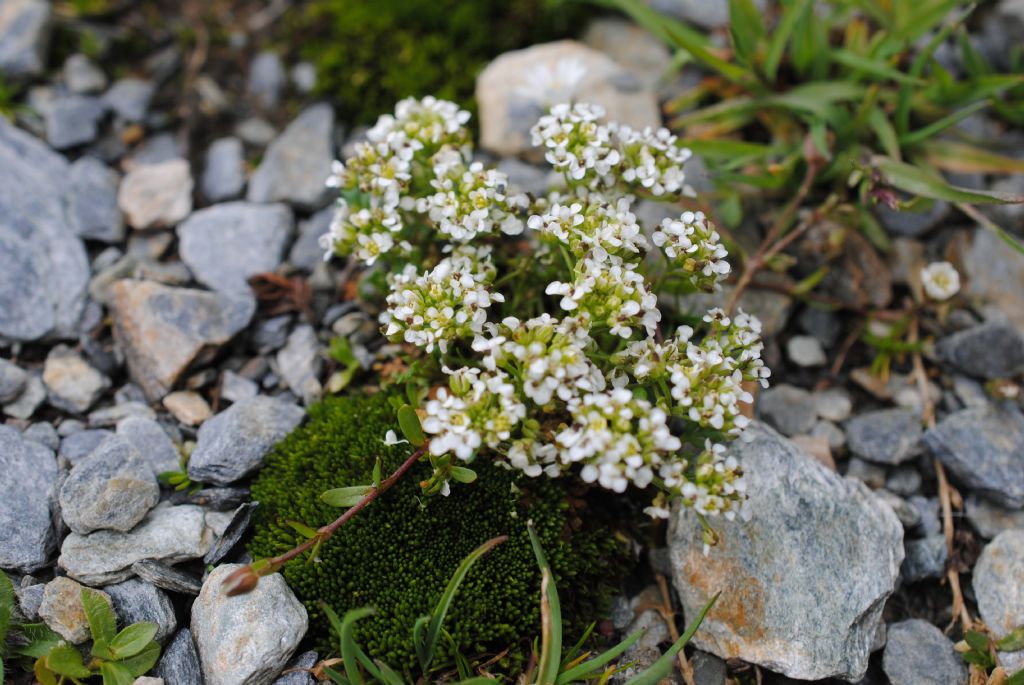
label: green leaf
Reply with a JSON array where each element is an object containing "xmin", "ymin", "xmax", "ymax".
[
  {"xmin": 677, "ymin": 138, "xmax": 777, "ymax": 160},
  {"xmin": 13, "ymin": 623, "xmax": 63, "ymax": 659},
  {"xmin": 763, "ymin": 82, "xmax": 866, "ymax": 119},
  {"xmin": 323, "ymin": 666, "xmax": 351, "ymax": 685},
  {"xmin": 867, "ymin": 108, "xmax": 901, "ymax": 160},
  {"xmin": 593, "ymin": 0, "xmax": 712, "ymax": 51},
  {"xmin": 320, "ymin": 485, "xmax": 373, "ymax": 508},
  {"xmin": 35, "ymin": 656, "xmax": 59, "ymax": 685},
  {"xmin": 416, "ymin": 536, "xmax": 506, "ymax": 673},
  {"xmin": 118, "ymin": 640, "xmax": 161, "ymax": 677},
  {"xmin": 965, "ymin": 630, "xmax": 990, "ymax": 652},
  {"xmin": 328, "ymin": 337, "xmax": 358, "ymax": 367},
  {"xmin": 764, "ymin": 0, "xmax": 812, "ymax": 81},
  {"xmin": 899, "ymin": 100, "xmax": 990, "ymax": 146},
  {"xmin": 624, "ymin": 592, "xmax": 720, "ymax": 685},
  {"xmin": 831, "ymin": 48, "xmax": 924, "ymax": 85},
  {"xmin": 82, "ymin": 586, "xmax": 117, "ymax": 646},
  {"xmin": 1007, "ymin": 668, "xmax": 1024, "ymax": 685},
  {"xmin": 450, "ymin": 466, "xmax": 477, "ymax": 484},
  {"xmin": 286, "ymin": 520, "xmax": 320, "ymax": 539},
  {"xmin": 997, "ymin": 625, "xmax": 1024, "ymax": 652},
  {"xmin": 109, "ymin": 622, "xmax": 159, "ymax": 658},
  {"xmin": 397, "ymin": 404, "xmax": 426, "ymax": 447},
  {"xmin": 556, "ymin": 630, "xmax": 643, "ymax": 684},
  {"xmin": 0, "ymin": 570, "xmax": 14, "ymax": 644},
  {"xmin": 728, "ymin": 0, "xmax": 765, "ymax": 66},
  {"xmin": 662, "ymin": 22, "xmax": 752, "ymax": 85},
  {"xmin": 100, "ymin": 660, "xmax": 135, "ymax": 685},
  {"xmin": 45, "ymin": 643, "xmax": 93, "ymax": 679},
  {"xmin": 0, "ymin": 655, "xmax": 4, "ymax": 685},
  {"xmin": 871, "ymin": 155, "xmax": 1024, "ymax": 205},
  {"xmin": 529, "ymin": 526, "xmax": 562, "ymax": 685},
  {"xmin": 923, "ymin": 140, "xmax": 1024, "ymax": 174}
]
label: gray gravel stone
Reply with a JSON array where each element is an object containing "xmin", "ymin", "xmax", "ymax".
[
  {"xmin": 60, "ymin": 428, "xmax": 112, "ymax": 463},
  {"xmin": 936, "ymin": 322, "xmax": 1024, "ymax": 379},
  {"xmin": 23, "ymin": 422, "xmax": 59, "ymax": 450},
  {"xmin": 810, "ymin": 420, "xmax": 846, "ymax": 453},
  {"xmin": 923, "ymin": 403, "xmax": 1024, "ymax": 508},
  {"xmin": 204, "ymin": 502, "xmax": 257, "ymax": 565},
  {"xmin": 964, "ymin": 228, "xmax": 1024, "ymax": 332},
  {"xmin": 253, "ymin": 315, "xmax": 292, "ymax": 352},
  {"xmin": 59, "ymin": 503, "xmax": 211, "ymax": 585},
  {"xmin": 814, "ymin": 388, "xmax": 853, "ymax": 423},
  {"xmin": 201, "ymin": 137, "xmax": 245, "ymax": 202},
  {"xmin": 0, "ymin": 0, "xmax": 51, "ymax": 78},
  {"xmin": 845, "ymin": 409, "xmax": 922, "ymax": 465},
  {"xmin": 901, "ymin": 535, "xmax": 948, "ymax": 582},
  {"xmin": 276, "ymin": 325, "xmax": 322, "ymax": 405},
  {"xmin": 875, "ymin": 489, "xmax": 922, "ymax": 530},
  {"xmin": 192, "ymin": 563, "xmax": 308, "ymax": 685},
  {"xmin": 649, "ymin": 0, "xmax": 765, "ymax": 29},
  {"xmin": 0, "ymin": 425, "xmax": 58, "ymax": 572},
  {"xmin": 178, "ymin": 202, "xmax": 293, "ymax": 296},
  {"xmin": 910, "ymin": 496, "xmax": 943, "ymax": 537},
  {"xmin": 117, "ymin": 416, "xmax": 181, "ymax": 475},
  {"xmin": 786, "ymin": 335, "xmax": 826, "ymax": 367},
  {"xmin": 0, "ymin": 357, "xmax": 27, "ymax": 403},
  {"xmin": 169, "ymin": 487, "xmax": 250, "ymax": 512},
  {"xmin": 39, "ymin": 577, "xmax": 112, "ymax": 644},
  {"xmin": 247, "ymin": 104, "xmax": 335, "ymax": 210},
  {"xmin": 290, "ymin": 62, "xmax": 316, "ymax": 94},
  {"xmin": 221, "ymin": 370, "xmax": 259, "ymax": 404},
  {"xmin": 3, "ymin": 373, "xmax": 46, "ymax": 419},
  {"xmin": 236, "ymin": 117, "xmax": 277, "ymax": 147},
  {"xmin": 128, "ymin": 131, "xmax": 183, "ymax": 167},
  {"xmin": 973, "ymin": 530, "xmax": 1024, "ymax": 674},
  {"xmin": 68, "ymin": 156, "xmax": 123, "ymax": 242},
  {"xmin": 46, "ymin": 94, "xmax": 104, "ymax": 149},
  {"xmin": 63, "ymin": 53, "xmax": 106, "ymax": 93},
  {"xmin": 966, "ymin": 494, "xmax": 1024, "ymax": 539},
  {"xmin": 155, "ymin": 629, "xmax": 203, "ymax": 685},
  {"xmin": 132, "ymin": 560, "xmax": 203, "ymax": 596},
  {"xmin": 59, "ymin": 434, "xmax": 160, "ymax": 534},
  {"xmin": 248, "ymin": 51, "xmax": 286, "ymax": 110},
  {"xmin": 668, "ymin": 422, "xmax": 903, "ymax": 681},
  {"xmin": 102, "ymin": 78, "xmax": 155, "ymax": 123},
  {"xmin": 104, "ymin": 578, "xmax": 177, "ymax": 644},
  {"xmin": 273, "ymin": 650, "xmax": 317, "ymax": 684},
  {"xmin": 875, "ymin": 199, "xmax": 949, "ymax": 238},
  {"xmin": 882, "ymin": 619, "xmax": 966, "ymax": 685},
  {"xmin": 43, "ymin": 345, "xmax": 110, "ymax": 413},
  {"xmin": 118, "ymin": 159, "xmax": 193, "ymax": 230},
  {"xmin": 89, "ymin": 401, "xmax": 156, "ymax": 427},
  {"xmin": 757, "ymin": 384, "xmax": 817, "ymax": 436},
  {"xmin": 885, "ymin": 466, "xmax": 922, "ymax": 497},
  {"xmin": 16, "ymin": 582, "xmax": 43, "ymax": 621},
  {"xmin": 187, "ymin": 395, "xmax": 304, "ymax": 485},
  {"xmin": 288, "ymin": 206, "xmax": 332, "ymax": 271}
]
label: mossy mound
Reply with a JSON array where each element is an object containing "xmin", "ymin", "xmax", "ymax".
[{"xmin": 249, "ymin": 392, "xmax": 629, "ymax": 672}]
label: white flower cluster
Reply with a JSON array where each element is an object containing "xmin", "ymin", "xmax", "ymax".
[{"xmin": 323, "ymin": 96, "xmax": 770, "ymax": 522}]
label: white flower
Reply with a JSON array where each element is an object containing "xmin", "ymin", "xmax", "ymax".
[
  {"xmin": 530, "ymin": 103, "xmax": 620, "ymax": 187},
  {"xmin": 612, "ymin": 123, "xmax": 692, "ymax": 197},
  {"xmin": 382, "ymin": 430, "xmax": 409, "ymax": 446},
  {"xmin": 652, "ymin": 211, "xmax": 730, "ymax": 292},
  {"xmin": 920, "ymin": 261, "xmax": 960, "ymax": 301},
  {"xmin": 546, "ymin": 255, "xmax": 661, "ymax": 338},
  {"xmin": 517, "ymin": 57, "xmax": 588, "ymax": 107},
  {"xmin": 527, "ymin": 192, "xmax": 647, "ymax": 259}
]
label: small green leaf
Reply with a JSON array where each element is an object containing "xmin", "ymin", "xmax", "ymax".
[
  {"xmin": 450, "ymin": 467, "xmax": 477, "ymax": 484},
  {"xmin": 556, "ymin": 630, "xmax": 643, "ymax": 684},
  {"xmin": 320, "ymin": 485, "xmax": 373, "ymax": 508},
  {"xmin": 0, "ymin": 570, "xmax": 14, "ymax": 644},
  {"xmin": 286, "ymin": 520, "xmax": 320, "ymax": 539},
  {"xmin": 662, "ymin": 22, "xmax": 752, "ymax": 85},
  {"xmin": 109, "ymin": 622, "xmax": 159, "ymax": 658},
  {"xmin": 871, "ymin": 156, "xmax": 1024, "ymax": 205},
  {"xmin": 764, "ymin": 0, "xmax": 813, "ymax": 80},
  {"xmin": 100, "ymin": 660, "xmax": 135, "ymax": 685},
  {"xmin": 118, "ymin": 640, "xmax": 161, "ymax": 677},
  {"xmin": 831, "ymin": 48, "xmax": 924, "ymax": 85},
  {"xmin": 529, "ymin": 526, "xmax": 562, "ymax": 685},
  {"xmin": 35, "ymin": 657, "xmax": 59, "ymax": 685},
  {"xmin": 397, "ymin": 404, "xmax": 426, "ymax": 447},
  {"xmin": 45, "ymin": 643, "xmax": 93, "ymax": 679},
  {"xmin": 997, "ymin": 625, "xmax": 1024, "ymax": 652},
  {"xmin": 1006, "ymin": 668, "xmax": 1024, "ymax": 685},
  {"xmin": 898, "ymin": 100, "xmax": 990, "ymax": 146},
  {"xmin": 867, "ymin": 108, "xmax": 901, "ymax": 160},
  {"xmin": 0, "ymin": 655, "xmax": 5, "ymax": 684},
  {"xmin": 372, "ymin": 457, "xmax": 382, "ymax": 489},
  {"xmin": 328, "ymin": 337, "xmax": 358, "ymax": 366},
  {"xmin": 728, "ymin": 0, "xmax": 765, "ymax": 65},
  {"xmin": 923, "ymin": 140, "xmax": 1024, "ymax": 174},
  {"xmin": 13, "ymin": 623, "xmax": 64, "ymax": 659},
  {"xmin": 82, "ymin": 586, "xmax": 117, "ymax": 646},
  {"xmin": 965, "ymin": 630, "xmax": 990, "ymax": 652}
]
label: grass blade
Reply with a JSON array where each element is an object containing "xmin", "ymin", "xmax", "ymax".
[
  {"xmin": 923, "ymin": 140, "xmax": 1024, "ymax": 174},
  {"xmin": 764, "ymin": 0, "xmax": 812, "ymax": 81},
  {"xmin": 555, "ymin": 630, "xmax": 644, "ymax": 684},
  {"xmin": 898, "ymin": 100, "xmax": 989, "ymax": 146},
  {"xmin": 871, "ymin": 155, "xmax": 1024, "ymax": 205},
  {"xmin": 528, "ymin": 526, "xmax": 562, "ymax": 685},
  {"xmin": 623, "ymin": 592, "xmax": 720, "ymax": 685}
]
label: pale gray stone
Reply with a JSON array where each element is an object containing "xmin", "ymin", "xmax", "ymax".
[
  {"xmin": 290, "ymin": 62, "xmax": 316, "ymax": 93},
  {"xmin": 68, "ymin": 155, "xmax": 123, "ymax": 242},
  {"xmin": 964, "ymin": 228, "xmax": 1024, "ymax": 331},
  {"xmin": 845, "ymin": 409, "xmax": 922, "ymax": 465},
  {"xmin": 582, "ymin": 18, "xmax": 672, "ymax": 91},
  {"xmin": 132, "ymin": 560, "xmax": 202, "ymax": 596},
  {"xmin": 273, "ymin": 650, "xmax": 317, "ymax": 684},
  {"xmin": 0, "ymin": 425, "xmax": 58, "ymax": 572},
  {"xmin": 276, "ymin": 325, "xmax": 322, "ymax": 405},
  {"xmin": 966, "ymin": 495, "xmax": 1024, "ymax": 539},
  {"xmin": 973, "ymin": 530, "xmax": 1024, "ymax": 674},
  {"xmin": 104, "ymin": 578, "xmax": 177, "ymax": 644},
  {"xmin": 247, "ymin": 104, "xmax": 334, "ymax": 210},
  {"xmin": 221, "ymin": 370, "xmax": 259, "ymax": 404},
  {"xmin": 63, "ymin": 53, "xmax": 107, "ymax": 93},
  {"xmin": 89, "ymin": 401, "xmax": 157, "ymax": 427},
  {"xmin": 46, "ymin": 94, "xmax": 105, "ymax": 149},
  {"xmin": 936, "ymin": 322, "xmax": 1024, "ymax": 380},
  {"xmin": 43, "ymin": 345, "xmax": 110, "ymax": 413},
  {"xmin": 3, "ymin": 373, "xmax": 46, "ymax": 419},
  {"xmin": 39, "ymin": 577, "xmax": 112, "ymax": 644},
  {"xmin": 117, "ymin": 416, "xmax": 181, "ymax": 475},
  {"xmin": 0, "ymin": 0, "xmax": 51, "ymax": 78},
  {"xmin": 648, "ymin": 0, "xmax": 765, "ymax": 29},
  {"xmin": 757, "ymin": 384, "xmax": 817, "ymax": 436},
  {"xmin": 23, "ymin": 422, "xmax": 59, "ymax": 450},
  {"xmin": 786, "ymin": 335, "xmax": 827, "ymax": 367},
  {"xmin": 119, "ymin": 159, "xmax": 193, "ymax": 230},
  {"xmin": 102, "ymin": 78, "xmax": 155, "ymax": 123},
  {"xmin": 248, "ymin": 51, "xmax": 286, "ymax": 110},
  {"xmin": 662, "ymin": 285, "xmax": 792, "ymax": 337},
  {"xmin": 288, "ymin": 206, "xmax": 332, "ymax": 271},
  {"xmin": 882, "ymin": 619, "xmax": 966, "ymax": 685},
  {"xmin": 60, "ymin": 428, "xmax": 111, "ymax": 463},
  {"xmin": 201, "ymin": 137, "xmax": 245, "ymax": 202},
  {"xmin": 901, "ymin": 535, "xmax": 948, "ymax": 583},
  {"xmin": 155, "ymin": 629, "xmax": 203, "ymax": 685},
  {"xmin": 0, "ymin": 357, "xmax": 27, "ymax": 403}
]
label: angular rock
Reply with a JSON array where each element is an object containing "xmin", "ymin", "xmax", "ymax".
[
  {"xmin": 273, "ymin": 650, "xmax": 317, "ymax": 685},
  {"xmin": 59, "ymin": 434, "xmax": 160, "ymax": 534},
  {"xmin": 875, "ymin": 199, "xmax": 949, "ymax": 238},
  {"xmin": 132, "ymin": 560, "xmax": 203, "ymax": 596},
  {"xmin": 786, "ymin": 335, "xmax": 826, "ymax": 367},
  {"xmin": 192, "ymin": 564, "xmax": 308, "ymax": 685},
  {"xmin": 89, "ymin": 401, "xmax": 156, "ymax": 427},
  {"xmin": 46, "ymin": 94, "xmax": 105, "ymax": 149},
  {"xmin": 39, "ymin": 577, "xmax": 112, "ymax": 644},
  {"xmin": 964, "ymin": 228, "xmax": 1024, "ymax": 331},
  {"xmin": 668, "ymin": 423, "xmax": 903, "ymax": 681},
  {"xmin": 117, "ymin": 416, "xmax": 181, "ymax": 475},
  {"xmin": 477, "ymin": 41, "xmax": 659, "ymax": 157},
  {"xmin": 128, "ymin": 131, "xmax": 183, "ymax": 168},
  {"xmin": 43, "ymin": 345, "xmax": 110, "ymax": 413},
  {"xmin": 23, "ymin": 421, "xmax": 59, "ymax": 450},
  {"xmin": 901, "ymin": 535, "xmax": 948, "ymax": 583},
  {"xmin": 169, "ymin": 487, "xmax": 250, "ymax": 512},
  {"xmin": 60, "ymin": 428, "xmax": 111, "ymax": 463},
  {"xmin": 119, "ymin": 159, "xmax": 193, "ymax": 230},
  {"xmin": 0, "ymin": 118, "xmax": 89, "ymax": 341},
  {"xmin": 845, "ymin": 409, "xmax": 922, "ymax": 465},
  {"xmin": 0, "ymin": 426, "xmax": 58, "ymax": 572},
  {"xmin": 110, "ymin": 280, "xmax": 254, "ymax": 401},
  {"xmin": 649, "ymin": 0, "xmax": 765, "ymax": 29},
  {"xmin": 288, "ymin": 206, "xmax": 332, "ymax": 271},
  {"xmin": 757, "ymin": 384, "xmax": 817, "ymax": 436},
  {"xmin": 204, "ymin": 502, "xmax": 258, "ymax": 565},
  {"xmin": 59, "ymin": 503, "xmax": 211, "ymax": 585},
  {"xmin": 881, "ymin": 619, "xmax": 966, "ymax": 685},
  {"xmin": 68, "ymin": 155, "xmax": 124, "ymax": 242},
  {"xmin": 201, "ymin": 136, "xmax": 245, "ymax": 202},
  {"xmin": 0, "ymin": 0, "xmax": 51, "ymax": 78},
  {"xmin": 582, "ymin": 18, "xmax": 672, "ymax": 91},
  {"xmin": 16, "ymin": 582, "xmax": 44, "ymax": 621},
  {"xmin": 163, "ymin": 391, "xmax": 211, "ymax": 426},
  {"xmin": 248, "ymin": 51, "xmax": 286, "ymax": 110},
  {"xmin": 155, "ymin": 629, "xmax": 203, "ymax": 685},
  {"xmin": 0, "ymin": 357, "xmax": 27, "ymax": 403},
  {"xmin": 102, "ymin": 78, "xmax": 155, "ymax": 123},
  {"xmin": 923, "ymin": 403, "xmax": 1024, "ymax": 509},
  {"xmin": 936, "ymin": 322, "xmax": 1024, "ymax": 380},
  {"xmin": 276, "ymin": 324, "xmax": 322, "ymax": 405},
  {"xmin": 966, "ymin": 495, "xmax": 1024, "ymax": 539},
  {"xmin": 104, "ymin": 579, "xmax": 177, "ymax": 644},
  {"xmin": 247, "ymin": 104, "xmax": 334, "ymax": 210},
  {"xmin": 290, "ymin": 62, "xmax": 316, "ymax": 94},
  {"xmin": 177, "ymin": 202, "xmax": 293, "ymax": 296},
  {"xmin": 813, "ymin": 388, "xmax": 852, "ymax": 423},
  {"xmin": 973, "ymin": 530, "xmax": 1024, "ymax": 674},
  {"xmin": 187, "ymin": 396, "xmax": 304, "ymax": 485},
  {"xmin": 221, "ymin": 370, "xmax": 259, "ymax": 404},
  {"xmin": 3, "ymin": 373, "xmax": 46, "ymax": 419},
  {"xmin": 63, "ymin": 53, "xmax": 107, "ymax": 93}
]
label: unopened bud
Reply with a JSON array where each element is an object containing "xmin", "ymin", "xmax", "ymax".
[{"xmin": 222, "ymin": 565, "xmax": 260, "ymax": 596}]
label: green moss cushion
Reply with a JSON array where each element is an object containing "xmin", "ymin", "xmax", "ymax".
[{"xmin": 249, "ymin": 392, "xmax": 629, "ymax": 672}]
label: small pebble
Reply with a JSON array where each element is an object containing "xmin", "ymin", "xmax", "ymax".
[{"xmin": 163, "ymin": 391, "xmax": 212, "ymax": 426}]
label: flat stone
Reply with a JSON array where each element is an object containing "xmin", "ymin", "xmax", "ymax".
[
  {"xmin": 0, "ymin": 118, "xmax": 90, "ymax": 341},
  {"xmin": 964, "ymin": 228, "xmax": 1024, "ymax": 332},
  {"xmin": 757, "ymin": 384, "xmax": 817, "ymax": 436},
  {"xmin": 0, "ymin": 425, "xmax": 58, "ymax": 572},
  {"xmin": 885, "ymin": 466, "xmax": 922, "ymax": 497},
  {"xmin": 117, "ymin": 416, "xmax": 181, "ymax": 475},
  {"xmin": 63, "ymin": 53, "xmax": 107, "ymax": 93},
  {"xmin": 290, "ymin": 62, "xmax": 316, "ymax": 94},
  {"xmin": 288, "ymin": 206, "xmax": 332, "ymax": 271},
  {"xmin": 973, "ymin": 530, "xmax": 1024, "ymax": 674},
  {"xmin": 668, "ymin": 422, "xmax": 903, "ymax": 681},
  {"xmin": 786, "ymin": 335, "xmax": 826, "ymax": 367},
  {"xmin": 276, "ymin": 324, "xmax": 322, "ymax": 406},
  {"xmin": 59, "ymin": 503, "xmax": 212, "ymax": 585},
  {"xmin": 43, "ymin": 345, "xmax": 110, "ymax": 413},
  {"xmin": 104, "ymin": 579, "xmax": 177, "ymax": 644},
  {"xmin": 59, "ymin": 434, "xmax": 160, "ymax": 534},
  {"xmin": 110, "ymin": 280, "xmax": 254, "ymax": 401},
  {"xmin": 60, "ymin": 428, "xmax": 112, "ymax": 463},
  {"xmin": 0, "ymin": 357, "xmax": 28, "ymax": 403},
  {"xmin": 582, "ymin": 18, "xmax": 672, "ymax": 91},
  {"xmin": 813, "ymin": 388, "xmax": 853, "ymax": 423},
  {"xmin": 936, "ymin": 322, "xmax": 1024, "ymax": 380},
  {"xmin": 187, "ymin": 395, "xmax": 304, "ymax": 485},
  {"xmin": 177, "ymin": 201, "xmax": 294, "ymax": 296},
  {"xmin": 204, "ymin": 502, "xmax": 257, "ymax": 565},
  {"xmin": 882, "ymin": 619, "xmax": 966, "ymax": 685},
  {"xmin": 102, "ymin": 78, "xmax": 155, "ymax": 123},
  {"xmin": 966, "ymin": 495, "xmax": 1024, "ymax": 539},
  {"xmin": 119, "ymin": 159, "xmax": 193, "ymax": 231},
  {"xmin": 68, "ymin": 155, "xmax": 123, "ymax": 242},
  {"xmin": 192, "ymin": 563, "xmax": 308, "ymax": 685},
  {"xmin": 247, "ymin": 104, "xmax": 335, "ymax": 210},
  {"xmin": 0, "ymin": 0, "xmax": 51, "ymax": 78},
  {"xmin": 16, "ymin": 582, "xmax": 44, "ymax": 621},
  {"xmin": 923, "ymin": 403, "xmax": 1024, "ymax": 508},
  {"xmin": 875, "ymin": 200, "xmax": 949, "ymax": 238},
  {"xmin": 89, "ymin": 401, "xmax": 157, "ymax": 427},
  {"xmin": 3, "ymin": 373, "xmax": 46, "ymax": 419},
  {"xmin": 845, "ymin": 409, "xmax": 922, "ymax": 465},
  {"xmin": 221, "ymin": 370, "xmax": 259, "ymax": 404},
  {"xmin": 477, "ymin": 41, "xmax": 660, "ymax": 157},
  {"xmin": 201, "ymin": 137, "xmax": 245, "ymax": 202},
  {"xmin": 248, "ymin": 51, "xmax": 286, "ymax": 110},
  {"xmin": 810, "ymin": 420, "xmax": 845, "ymax": 453},
  {"xmin": 901, "ymin": 535, "xmax": 948, "ymax": 583},
  {"xmin": 273, "ymin": 650, "xmax": 317, "ymax": 684},
  {"xmin": 155, "ymin": 629, "xmax": 203, "ymax": 685},
  {"xmin": 127, "ymin": 132, "xmax": 183, "ymax": 168},
  {"xmin": 236, "ymin": 117, "xmax": 276, "ymax": 147},
  {"xmin": 163, "ymin": 391, "xmax": 211, "ymax": 426},
  {"xmin": 46, "ymin": 94, "xmax": 105, "ymax": 149},
  {"xmin": 39, "ymin": 577, "xmax": 112, "ymax": 644},
  {"xmin": 132, "ymin": 560, "xmax": 203, "ymax": 595},
  {"xmin": 23, "ymin": 422, "xmax": 59, "ymax": 450}
]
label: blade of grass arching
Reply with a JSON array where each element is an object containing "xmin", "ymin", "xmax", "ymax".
[
  {"xmin": 867, "ymin": 107, "xmax": 901, "ymax": 160},
  {"xmin": 322, "ymin": 605, "xmax": 380, "ymax": 685},
  {"xmin": 528, "ymin": 525, "xmax": 562, "ymax": 685},
  {"xmin": 763, "ymin": 82, "xmax": 866, "ymax": 120},
  {"xmin": 555, "ymin": 630, "xmax": 644, "ymax": 684},
  {"xmin": 763, "ymin": 0, "xmax": 812, "ymax": 81},
  {"xmin": 872, "ymin": 155, "xmax": 1024, "ymax": 205},
  {"xmin": 592, "ymin": 0, "xmax": 711, "ymax": 50},
  {"xmin": 728, "ymin": 0, "xmax": 766, "ymax": 67},
  {"xmin": 954, "ymin": 202, "xmax": 1024, "ymax": 257},
  {"xmin": 622, "ymin": 593, "xmax": 720, "ymax": 685},
  {"xmin": 923, "ymin": 140, "xmax": 1024, "ymax": 174},
  {"xmin": 898, "ymin": 100, "xmax": 989, "ymax": 146},
  {"xmin": 896, "ymin": 0, "xmax": 968, "ymax": 44},
  {"xmin": 662, "ymin": 23, "xmax": 753, "ymax": 86},
  {"xmin": 560, "ymin": 622, "xmax": 595, "ymax": 670},
  {"xmin": 668, "ymin": 97, "xmax": 757, "ymax": 131},
  {"xmin": 832, "ymin": 49, "xmax": 925, "ymax": 86}
]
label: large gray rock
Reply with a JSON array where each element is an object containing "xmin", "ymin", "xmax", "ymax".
[
  {"xmin": 0, "ymin": 426, "xmax": 58, "ymax": 572},
  {"xmin": 923, "ymin": 403, "xmax": 1024, "ymax": 509},
  {"xmin": 0, "ymin": 0, "xmax": 51, "ymax": 78},
  {"xmin": 845, "ymin": 409, "xmax": 922, "ymax": 465},
  {"xmin": 155, "ymin": 629, "xmax": 203, "ymax": 685},
  {"xmin": 59, "ymin": 503, "xmax": 212, "ymax": 585},
  {"xmin": 663, "ymin": 285, "xmax": 792, "ymax": 338},
  {"xmin": 881, "ymin": 619, "xmax": 967, "ymax": 685},
  {"xmin": 187, "ymin": 396, "xmax": 305, "ymax": 485},
  {"xmin": 275, "ymin": 324, "xmax": 322, "ymax": 406},
  {"xmin": 177, "ymin": 202, "xmax": 293, "ymax": 296},
  {"xmin": 104, "ymin": 579, "xmax": 177, "ymax": 645},
  {"xmin": 936, "ymin": 322, "xmax": 1024, "ymax": 380},
  {"xmin": 668, "ymin": 423, "xmax": 903, "ymax": 681},
  {"xmin": 247, "ymin": 104, "xmax": 334, "ymax": 210},
  {"xmin": 38, "ymin": 577, "xmax": 112, "ymax": 644},
  {"xmin": 110, "ymin": 280, "xmax": 254, "ymax": 401},
  {"xmin": 117, "ymin": 416, "xmax": 181, "ymax": 475},
  {"xmin": 973, "ymin": 530, "xmax": 1024, "ymax": 674},
  {"xmin": 42, "ymin": 344, "xmax": 111, "ymax": 413},
  {"xmin": 68, "ymin": 155, "xmax": 124, "ymax": 242},
  {"xmin": 476, "ymin": 41, "xmax": 660, "ymax": 157},
  {"xmin": 59, "ymin": 434, "xmax": 160, "ymax": 534},
  {"xmin": 192, "ymin": 564, "xmax": 308, "ymax": 685},
  {"xmin": 118, "ymin": 159, "xmax": 193, "ymax": 230},
  {"xmin": 0, "ymin": 118, "xmax": 90, "ymax": 341},
  {"xmin": 201, "ymin": 137, "xmax": 245, "ymax": 202}
]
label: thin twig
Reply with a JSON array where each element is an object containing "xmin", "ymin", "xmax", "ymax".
[{"xmin": 655, "ymin": 573, "xmax": 695, "ymax": 685}]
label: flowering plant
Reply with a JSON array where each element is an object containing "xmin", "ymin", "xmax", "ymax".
[{"xmin": 319, "ymin": 96, "xmax": 770, "ymax": 525}]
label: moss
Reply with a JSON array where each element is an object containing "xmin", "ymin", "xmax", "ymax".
[
  {"xmin": 249, "ymin": 392, "xmax": 630, "ymax": 673},
  {"xmin": 283, "ymin": 0, "xmax": 591, "ymax": 126}
]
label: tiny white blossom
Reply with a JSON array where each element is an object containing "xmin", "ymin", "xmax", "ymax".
[
  {"xmin": 920, "ymin": 261, "xmax": 960, "ymax": 301},
  {"xmin": 383, "ymin": 430, "xmax": 409, "ymax": 446}
]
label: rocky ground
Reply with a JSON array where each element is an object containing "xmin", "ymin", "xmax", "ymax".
[{"xmin": 1, "ymin": 1, "xmax": 1024, "ymax": 684}]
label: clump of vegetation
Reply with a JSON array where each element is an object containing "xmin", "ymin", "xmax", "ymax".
[
  {"xmin": 284, "ymin": 0, "xmax": 588, "ymax": 124},
  {"xmin": 249, "ymin": 392, "xmax": 631, "ymax": 673},
  {"xmin": 1, "ymin": 572, "xmax": 62, "ymax": 682}
]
